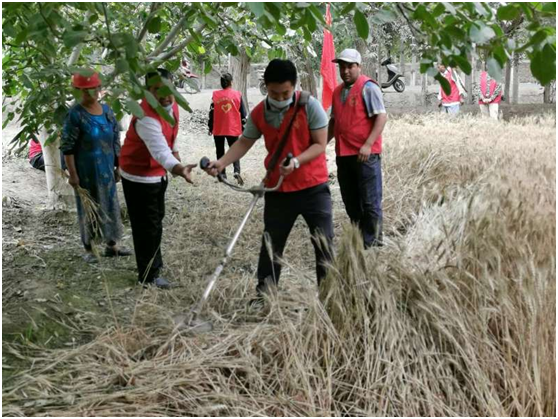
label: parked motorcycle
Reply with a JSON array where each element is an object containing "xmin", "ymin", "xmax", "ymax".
[
  {"xmin": 380, "ymin": 58, "xmax": 405, "ymax": 93},
  {"xmin": 176, "ymin": 62, "xmax": 201, "ymax": 94},
  {"xmin": 258, "ymin": 70, "xmax": 267, "ymax": 95}
]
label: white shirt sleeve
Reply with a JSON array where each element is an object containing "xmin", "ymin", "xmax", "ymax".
[{"xmin": 135, "ymin": 117, "xmax": 180, "ymax": 171}]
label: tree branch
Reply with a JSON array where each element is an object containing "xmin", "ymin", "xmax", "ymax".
[
  {"xmin": 38, "ymin": 4, "xmax": 60, "ymax": 39},
  {"xmin": 147, "ymin": 15, "xmax": 189, "ymax": 58},
  {"xmin": 136, "ymin": 2, "xmax": 161, "ymax": 43},
  {"xmin": 396, "ymin": 4, "xmax": 423, "ymax": 41},
  {"xmin": 149, "ymin": 23, "xmax": 207, "ymax": 63}
]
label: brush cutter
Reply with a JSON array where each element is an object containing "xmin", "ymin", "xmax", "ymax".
[{"xmin": 173, "ymin": 153, "xmax": 293, "ymax": 333}]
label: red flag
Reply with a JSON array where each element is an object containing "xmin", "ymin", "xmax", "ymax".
[{"xmin": 320, "ymin": 4, "xmax": 337, "ymax": 111}]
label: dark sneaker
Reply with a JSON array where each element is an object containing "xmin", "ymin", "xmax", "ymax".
[
  {"xmin": 104, "ymin": 246, "xmax": 133, "ymax": 257},
  {"xmin": 233, "ymin": 172, "xmax": 244, "ymax": 186},
  {"xmin": 82, "ymin": 253, "xmax": 98, "ymax": 264},
  {"xmin": 153, "ymin": 277, "xmax": 173, "ymax": 289}
]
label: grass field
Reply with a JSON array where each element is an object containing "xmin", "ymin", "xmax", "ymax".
[{"xmin": 2, "ymin": 112, "xmax": 556, "ymax": 416}]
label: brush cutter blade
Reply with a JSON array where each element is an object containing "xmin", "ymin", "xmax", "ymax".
[{"xmin": 172, "ymin": 313, "xmax": 214, "ymax": 333}]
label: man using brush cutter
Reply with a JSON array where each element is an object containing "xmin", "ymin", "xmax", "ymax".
[
  {"xmin": 203, "ymin": 59, "xmax": 334, "ymax": 304},
  {"xmin": 120, "ymin": 68, "xmax": 197, "ymax": 289},
  {"xmin": 328, "ymin": 48, "xmax": 387, "ymax": 248}
]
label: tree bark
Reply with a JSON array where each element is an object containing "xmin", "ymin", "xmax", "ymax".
[
  {"xmin": 231, "ymin": 50, "xmax": 250, "ymax": 111},
  {"xmin": 399, "ymin": 38, "xmax": 405, "ymax": 76},
  {"xmin": 504, "ymin": 54, "xmax": 512, "ymax": 103},
  {"xmin": 410, "ymin": 52, "xmax": 417, "ymax": 87},
  {"xmin": 421, "ymin": 72, "xmax": 428, "ymax": 106},
  {"xmin": 39, "ymin": 130, "xmax": 73, "ymax": 209},
  {"xmin": 511, "ymin": 55, "xmax": 519, "ymax": 104},
  {"xmin": 543, "ymin": 81, "xmax": 556, "ymax": 104},
  {"xmin": 356, "ymin": 38, "xmax": 375, "ymax": 80},
  {"xmin": 300, "ymin": 56, "xmax": 318, "ymax": 97}
]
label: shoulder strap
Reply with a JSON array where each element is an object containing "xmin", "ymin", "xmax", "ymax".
[{"xmin": 265, "ymin": 91, "xmax": 310, "ymax": 177}]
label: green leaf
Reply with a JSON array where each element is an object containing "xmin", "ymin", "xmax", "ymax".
[
  {"xmin": 204, "ymin": 61, "xmax": 212, "ymax": 75},
  {"xmin": 435, "ymin": 73, "xmax": 451, "ymax": 95},
  {"xmin": 144, "ymin": 90, "xmax": 159, "ymax": 109},
  {"xmin": 452, "ymin": 54, "xmax": 472, "ymax": 74},
  {"xmin": 354, "ymin": 9, "xmax": 369, "ymax": 40},
  {"xmin": 247, "ymin": 2, "xmax": 265, "ymax": 18},
  {"xmin": 373, "ymin": 9, "xmax": 397, "ymax": 24},
  {"xmin": 341, "ymin": 2, "xmax": 356, "ymax": 14},
  {"xmin": 115, "ymin": 58, "xmax": 129, "ymax": 73},
  {"xmin": 530, "ymin": 44, "xmax": 556, "ymax": 85},
  {"xmin": 125, "ymin": 99, "xmax": 144, "ymax": 118},
  {"xmin": 443, "ymin": 2, "xmax": 456, "ymax": 15},
  {"xmin": 469, "ymin": 22, "xmax": 496, "ymax": 44},
  {"xmin": 497, "ymin": 4, "xmax": 520, "ymax": 21},
  {"xmin": 63, "ymin": 30, "xmax": 87, "ymax": 48},
  {"xmin": 542, "ymin": 3, "xmax": 556, "ymax": 13},
  {"xmin": 15, "ymin": 28, "xmax": 29, "ymax": 45},
  {"xmin": 147, "ymin": 16, "xmax": 162, "ymax": 34},
  {"xmin": 487, "ymin": 57, "xmax": 503, "ymax": 82},
  {"xmin": 161, "ymin": 78, "xmax": 192, "ymax": 113},
  {"xmin": 305, "ymin": 10, "xmax": 316, "ymax": 32}
]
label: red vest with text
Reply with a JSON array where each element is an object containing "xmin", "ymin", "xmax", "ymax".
[
  {"xmin": 212, "ymin": 88, "xmax": 242, "ymax": 136},
  {"xmin": 120, "ymin": 100, "xmax": 179, "ymax": 177},
  {"xmin": 251, "ymin": 92, "xmax": 328, "ymax": 192},
  {"xmin": 478, "ymin": 71, "xmax": 502, "ymax": 104},
  {"xmin": 29, "ymin": 138, "xmax": 42, "ymax": 159},
  {"xmin": 440, "ymin": 68, "xmax": 461, "ymax": 104},
  {"xmin": 332, "ymin": 75, "xmax": 383, "ymax": 156}
]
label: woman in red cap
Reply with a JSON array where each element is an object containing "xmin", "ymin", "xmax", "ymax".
[{"xmin": 61, "ymin": 70, "xmax": 131, "ymax": 263}]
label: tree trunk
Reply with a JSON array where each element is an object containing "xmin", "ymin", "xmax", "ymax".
[
  {"xmin": 231, "ymin": 50, "xmax": 250, "ymax": 111},
  {"xmin": 511, "ymin": 55, "xmax": 519, "ymax": 104},
  {"xmin": 504, "ymin": 55, "xmax": 512, "ymax": 102},
  {"xmin": 411, "ymin": 53, "xmax": 417, "ymax": 87},
  {"xmin": 300, "ymin": 55, "xmax": 318, "ymax": 97},
  {"xmin": 356, "ymin": 38, "xmax": 375, "ymax": 80},
  {"xmin": 39, "ymin": 129, "xmax": 73, "ymax": 209},
  {"xmin": 399, "ymin": 38, "xmax": 405, "ymax": 76},
  {"xmin": 543, "ymin": 81, "xmax": 556, "ymax": 103},
  {"xmin": 421, "ymin": 72, "xmax": 428, "ymax": 106},
  {"xmin": 464, "ymin": 53, "xmax": 474, "ymax": 104}
]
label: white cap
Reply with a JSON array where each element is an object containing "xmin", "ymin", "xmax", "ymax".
[{"xmin": 332, "ymin": 48, "xmax": 362, "ymax": 65}]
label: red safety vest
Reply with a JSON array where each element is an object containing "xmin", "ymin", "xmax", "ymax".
[
  {"xmin": 479, "ymin": 71, "xmax": 502, "ymax": 104},
  {"xmin": 29, "ymin": 138, "xmax": 42, "ymax": 159},
  {"xmin": 120, "ymin": 100, "xmax": 179, "ymax": 177},
  {"xmin": 212, "ymin": 88, "xmax": 242, "ymax": 136},
  {"xmin": 332, "ymin": 75, "xmax": 383, "ymax": 156},
  {"xmin": 440, "ymin": 68, "xmax": 461, "ymax": 104},
  {"xmin": 251, "ymin": 92, "xmax": 328, "ymax": 192}
]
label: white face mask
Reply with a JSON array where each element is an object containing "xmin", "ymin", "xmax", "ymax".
[
  {"xmin": 268, "ymin": 95, "xmax": 293, "ymax": 110},
  {"xmin": 163, "ymin": 103, "xmax": 173, "ymax": 112}
]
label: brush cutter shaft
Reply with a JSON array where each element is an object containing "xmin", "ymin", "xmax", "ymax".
[
  {"xmin": 189, "ymin": 192, "xmax": 260, "ymax": 322},
  {"xmin": 189, "ymin": 154, "xmax": 294, "ymax": 324}
]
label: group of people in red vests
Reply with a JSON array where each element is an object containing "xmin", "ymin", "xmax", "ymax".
[{"xmin": 36, "ymin": 49, "xmax": 501, "ymax": 298}]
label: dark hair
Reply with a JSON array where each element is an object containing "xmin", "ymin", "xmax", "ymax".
[
  {"xmin": 263, "ymin": 59, "xmax": 297, "ymax": 86},
  {"xmin": 220, "ymin": 72, "xmax": 233, "ymax": 89},
  {"xmin": 145, "ymin": 68, "xmax": 173, "ymax": 87}
]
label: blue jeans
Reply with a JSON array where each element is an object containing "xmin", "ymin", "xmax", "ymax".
[{"xmin": 336, "ymin": 154, "xmax": 383, "ymax": 247}]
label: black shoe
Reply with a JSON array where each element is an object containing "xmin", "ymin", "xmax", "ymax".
[
  {"xmin": 104, "ymin": 246, "xmax": 133, "ymax": 257},
  {"xmin": 233, "ymin": 172, "xmax": 244, "ymax": 186},
  {"xmin": 141, "ymin": 277, "xmax": 174, "ymax": 290}
]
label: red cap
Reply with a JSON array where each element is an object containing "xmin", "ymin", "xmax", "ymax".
[{"xmin": 72, "ymin": 72, "xmax": 101, "ymax": 89}]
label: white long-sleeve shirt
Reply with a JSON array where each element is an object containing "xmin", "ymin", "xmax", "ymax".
[
  {"xmin": 437, "ymin": 68, "xmax": 466, "ymax": 106},
  {"xmin": 120, "ymin": 109, "xmax": 180, "ymax": 184}
]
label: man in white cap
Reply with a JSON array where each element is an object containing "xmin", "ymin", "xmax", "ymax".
[{"xmin": 327, "ymin": 48, "xmax": 387, "ymax": 248}]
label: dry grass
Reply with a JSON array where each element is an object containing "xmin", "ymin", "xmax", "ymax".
[{"xmin": 2, "ymin": 113, "xmax": 555, "ymax": 416}]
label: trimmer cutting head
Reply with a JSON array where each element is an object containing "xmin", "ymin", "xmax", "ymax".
[{"xmin": 172, "ymin": 313, "xmax": 214, "ymax": 334}]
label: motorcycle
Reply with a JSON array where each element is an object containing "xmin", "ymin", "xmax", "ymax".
[
  {"xmin": 258, "ymin": 70, "xmax": 267, "ymax": 95},
  {"xmin": 380, "ymin": 58, "xmax": 405, "ymax": 93},
  {"xmin": 176, "ymin": 64, "xmax": 201, "ymax": 94}
]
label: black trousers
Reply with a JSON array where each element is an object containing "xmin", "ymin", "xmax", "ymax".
[
  {"xmin": 29, "ymin": 153, "xmax": 45, "ymax": 171},
  {"xmin": 122, "ymin": 177, "xmax": 167, "ymax": 284},
  {"xmin": 256, "ymin": 183, "xmax": 334, "ymax": 293},
  {"xmin": 336, "ymin": 154, "xmax": 383, "ymax": 247},
  {"xmin": 214, "ymin": 136, "xmax": 240, "ymax": 175}
]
